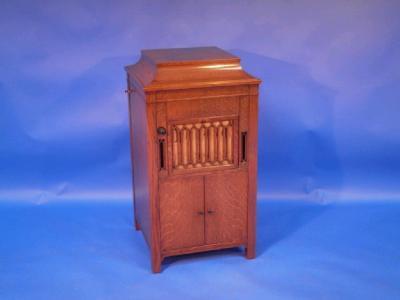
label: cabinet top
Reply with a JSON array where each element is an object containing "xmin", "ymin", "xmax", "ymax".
[
  {"xmin": 125, "ymin": 46, "xmax": 261, "ymax": 92},
  {"xmin": 141, "ymin": 47, "xmax": 239, "ymax": 66}
]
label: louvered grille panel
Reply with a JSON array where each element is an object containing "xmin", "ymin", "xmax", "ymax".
[{"xmin": 171, "ymin": 119, "xmax": 235, "ymax": 170}]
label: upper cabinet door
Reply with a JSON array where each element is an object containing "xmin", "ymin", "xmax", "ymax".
[
  {"xmin": 163, "ymin": 97, "xmax": 241, "ymax": 176},
  {"xmin": 204, "ymin": 171, "xmax": 248, "ymax": 245},
  {"xmin": 159, "ymin": 176, "xmax": 205, "ymax": 251}
]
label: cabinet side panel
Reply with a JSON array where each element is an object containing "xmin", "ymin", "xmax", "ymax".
[
  {"xmin": 246, "ymin": 87, "xmax": 259, "ymax": 258},
  {"xmin": 130, "ymin": 90, "xmax": 152, "ymax": 246}
]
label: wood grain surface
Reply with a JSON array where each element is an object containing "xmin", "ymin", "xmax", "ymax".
[
  {"xmin": 205, "ymin": 171, "xmax": 248, "ymax": 244},
  {"xmin": 159, "ymin": 176, "xmax": 205, "ymax": 251}
]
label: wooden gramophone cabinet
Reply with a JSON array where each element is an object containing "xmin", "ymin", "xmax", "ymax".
[{"xmin": 125, "ymin": 47, "xmax": 260, "ymax": 273}]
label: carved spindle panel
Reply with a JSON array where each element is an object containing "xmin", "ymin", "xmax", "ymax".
[{"xmin": 171, "ymin": 118, "xmax": 235, "ymax": 171}]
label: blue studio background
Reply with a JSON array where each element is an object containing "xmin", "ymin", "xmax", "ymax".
[{"xmin": 1, "ymin": 0, "xmax": 400, "ymax": 299}]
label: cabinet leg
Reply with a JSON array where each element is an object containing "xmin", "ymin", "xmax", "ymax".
[
  {"xmin": 151, "ymin": 255, "xmax": 162, "ymax": 273},
  {"xmin": 245, "ymin": 244, "xmax": 255, "ymax": 259},
  {"xmin": 134, "ymin": 219, "xmax": 141, "ymax": 231}
]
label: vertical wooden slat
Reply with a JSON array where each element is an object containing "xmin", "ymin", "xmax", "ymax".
[
  {"xmin": 227, "ymin": 122, "xmax": 233, "ymax": 162},
  {"xmin": 221, "ymin": 120, "xmax": 229, "ymax": 164},
  {"xmin": 209, "ymin": 124, "xmax": 215, "ymax": 164},
  {"xmin": 216, "ymin": 122, "xmax": 224, "ymax": 163},
  {"xmin": 200, "ymin": 125, "xmax": 206, "ymax": 164},
  {"xmin": 204, "ymin": 122, "xmax": 211, "ymax": 166},
  {"xmin": 186, "ymin": 124, "xmax": 193, "ymax": 168},
  {"xmin": 195, "ymin": 123, "xmax": 202, "ymax": 167},
  {"xmin": 172, "ymin": 127, "xmax": 179, "ymax": 168},
  {"xmin": 191, "ymin": 125, "xmax": 197, "ymax": 165},
  {"xmin": 181, "ymin": 127, "xmax": 188, "ymax": 166},
  {"xmin": 176, "ymin": 125, "xmax": 184, "ymax": 169}
]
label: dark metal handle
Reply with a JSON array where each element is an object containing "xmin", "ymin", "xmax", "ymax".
[
  {"xmin": 159, "ymin": 139, "xmax": 165, "ymax": 170},
  {"xmin": 197, "ymin": 211, "xmax": 205, "ymax": 216},
  {"xmin": 241, "ymin": 132, "xmax": 247, "ymax": 162},
  {"xmin": 207, "ymin": 210, "xmax": 215, "ymax": 214}
]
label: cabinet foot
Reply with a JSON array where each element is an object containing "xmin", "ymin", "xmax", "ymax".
[
  {"xmin": 134, "ymin": 219, "xmax": 141, "ymax": 231},
  {"xmin": 245, "ymin": 245, "xmax": 255, "ymax": 259},
  {"xmin": 151, "ymin": 258, "xmax": 162, "ymax": 273}
]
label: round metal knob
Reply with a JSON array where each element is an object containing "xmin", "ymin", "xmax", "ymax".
[{"xmin": 157, "ymin": 127, "xmax": 167, "ymax": 135}]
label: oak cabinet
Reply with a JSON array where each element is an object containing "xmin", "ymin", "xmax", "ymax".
[{"xmin": 125, "ymin": 47, "xmax": 260, "ymax": 272}]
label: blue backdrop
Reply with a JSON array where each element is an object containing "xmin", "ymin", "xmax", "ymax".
[{"xmin": 1, "ymin": 1, "xmax": 399, "ymax": 299}]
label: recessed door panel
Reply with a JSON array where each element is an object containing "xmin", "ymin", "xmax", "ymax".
[
  {"xmin": 167, "ymin": 97, "xmax": 239, "ymax": 120},
  {"xmin": 205, "ymin": 171, "xmax": 248, "ymax": 244},
  {"xmin": 159, "ymin": 176, "xmax": 205, "ymax": 251}
]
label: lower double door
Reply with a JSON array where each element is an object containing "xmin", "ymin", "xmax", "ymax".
[{"xmin": 159, "ymin": 170, "xmax": 248, "ymax": 252}]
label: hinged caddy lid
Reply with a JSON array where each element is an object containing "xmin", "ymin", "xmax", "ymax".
[{"xmin": 125, "ymin": 46, "xmax": 261, "ymax": 92}]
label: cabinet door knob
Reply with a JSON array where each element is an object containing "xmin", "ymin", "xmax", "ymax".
[
  {"xmin": 207, "ymin": 210, "xmax": 215, "ymax": 214},
  {"xmin": 197, "ymin": 211, "xmax": 205, "ymax": 216},
  {"xmin": 157, "ymin": 127, "xmax": 167, "ymax": 135}
]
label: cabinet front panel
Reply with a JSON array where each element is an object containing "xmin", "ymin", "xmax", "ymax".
[
  {"xmin": 159, "ymin": 176, "xmax": 205, "ymax": 251},
  {"xmin": 204, "ymin": 171, "xmax": 248, "ymax": 244}
]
